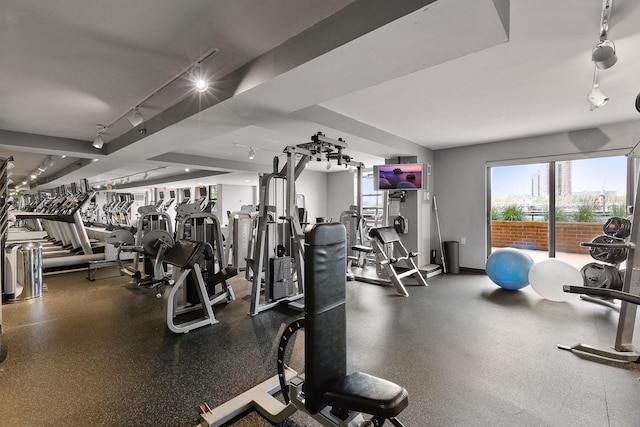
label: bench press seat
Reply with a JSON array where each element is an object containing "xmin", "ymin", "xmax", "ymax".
[{"xmin": 323, "ymin": 371, "xmax": 409, "ymax": 419}]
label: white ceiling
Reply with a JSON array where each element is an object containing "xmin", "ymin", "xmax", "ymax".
[{"xmin": 1, "ymin": 0, "xmax": 640, "ymax": 193}]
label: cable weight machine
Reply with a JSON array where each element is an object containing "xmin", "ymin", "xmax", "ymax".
[{"xmin": 247, "ymin": 132, "xmax": 363, "ymax": 316}]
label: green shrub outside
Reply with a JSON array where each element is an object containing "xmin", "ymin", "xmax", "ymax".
[
  {"xmin": 544, "ymin": 206, "xmax": 569, "ymax": 222},
  {"xmin": 491, "ymin": 207, "xmax": 500, "ymax": 220},
  {"xmin": 611, "ymin": 204, "xmax": 627, "ymax": 218},
  {"xmin": 501, "ymin": 205, "xmax": 525, "ymax": 221},
  {"xmin": 574, "ymin": 204, "xmax": 594, "ymax": 222}
]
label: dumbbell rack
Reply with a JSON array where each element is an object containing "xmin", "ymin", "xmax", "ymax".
[{"xmin": 559, "ymin": 175, "xmax": 640, "ymax": 362}]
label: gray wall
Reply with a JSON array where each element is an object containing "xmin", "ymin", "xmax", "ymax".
[
  {"xmin": 217, "ymin": 184, "xmax": 256, "ymax": 227},
  {"xmin": 327, "ymin": 170, "xmax": 357, "ymax": 221},
  {"xmin": 432, "ymin": 120, "xmax": 640, "ymax": 270}
]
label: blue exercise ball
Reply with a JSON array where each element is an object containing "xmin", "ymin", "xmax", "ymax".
[{"xmin": 486, "ymin": 248, "xmax": 534, "ymax": 290}]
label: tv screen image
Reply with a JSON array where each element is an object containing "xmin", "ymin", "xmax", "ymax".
[{"xmin": 376, "ymin": 164, "xmax": 423, "ymax": 190}]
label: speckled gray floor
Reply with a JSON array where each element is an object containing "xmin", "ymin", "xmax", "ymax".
[{"xmin": 1, "ymin": 268, "xmax": 640, "ymax": 426}]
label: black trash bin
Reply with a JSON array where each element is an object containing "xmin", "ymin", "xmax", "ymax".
[{"xmin": 443, "ymin": 241, "xmax": 460, "ymax": 274}]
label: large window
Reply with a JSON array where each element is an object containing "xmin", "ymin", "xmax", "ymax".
[
  {"xmin": 488, "ymin": 155, "xmax": 627, "ymax": 268},
  {"xmin": 361, "ymin": 173, "xmax": 384, "ymax": 229}
]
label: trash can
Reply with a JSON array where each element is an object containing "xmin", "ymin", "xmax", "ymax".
[
  {"xmin": 16, "ymin": 242, "xmax": 43, "ymax": 300},
  {"xmin": 443, "ymin": 241, "xmax": 460, "ymax": 274}
]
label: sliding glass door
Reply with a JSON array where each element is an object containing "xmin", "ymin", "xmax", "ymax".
[
  {"xmin": 488, "ymin": 155, "xmax": 627, "ymax": 268},
  {"xmin": 554, "ymin": 156, "xmax": 626, "ymax": 266},
  {"xmin": 489, "ymin": 163, "xmax": 549, "ymax": 263}
]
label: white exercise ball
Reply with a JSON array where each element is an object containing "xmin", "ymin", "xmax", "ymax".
[{"xmin": 528, "ymin": 259, "xmax": 582, "ymax": 302}]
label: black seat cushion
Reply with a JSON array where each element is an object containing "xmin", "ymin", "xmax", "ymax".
[
  {"xmin": 163, "ymin": 240, "xmax": 206, "ymax": 268},
  {"xmin": 322, "ymin": 371, "xmax": 409, "ymax": 419},
  {"xmin": 369, "ymin": 226, "xmax": 400, "ymax": 244}
]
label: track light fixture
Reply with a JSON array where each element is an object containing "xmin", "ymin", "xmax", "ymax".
[
  {"xmin": 93, "ymin": 134, "xmax": 104, "ymax": 149},
  {"xmin": 588, "ymin": 83, "xmax": 608, "ymax": 110},
  {"xmin": 587, "ymin": 68, "xmax": 608, "ymax": 111},
  {"xmin": 586, "ymin": 0, "xmax": 616, "ymax": 109},
  {"xmin": 248, "ymin": 147, "xmax": 256, "ymax": 160},
  {"xmin": 127, "ymin": 108, "xmax": 144, "ymax": 127},
  {"xmin": 91, "ymin": 48, "xmax": 219, "ymax": 147},
  {"xmin": 93, "ymin": 125, "xmax": 106, "ymax": 149},
  {"xmin": 99, "ymin": 165, "xmax": 167, "ymax": 189},
  {"xmin": 194, "ymin": 63, "xmax": 208, "ymax": 92},
  {"xmin": 592, "ymin": 40, "xmax": 617, "ymax": 70},
  {"xmin": 592, "ymin": 0, "xmax": 617, "ymax": 69},
  {"xmin": 592, "ymin": 0, "xmax": 616, "ymax": 70}
]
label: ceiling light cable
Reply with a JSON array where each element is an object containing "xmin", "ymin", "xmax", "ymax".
[{"xmin": 92, "ymin": 47, "xmax": 219, "ymax": 147}]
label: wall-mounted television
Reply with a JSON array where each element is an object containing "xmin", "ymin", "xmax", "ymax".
[{"xmin": 373, "ymin": 163, "xmax": 424, "ymax": 191}]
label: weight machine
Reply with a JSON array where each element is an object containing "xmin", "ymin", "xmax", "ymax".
[
  {"xmin": 365, "ymin": 226, "xmax": 428, "ymax": 297},
  {"xmin": 199, "ymin": 223, "xmax": 408, "ymax": 426},
  {"xmin": 247, "ymin": 132, "xmax": 363, "ymax": 316},
  {"xmin": 175, "ymin": 202, "xmax": 236, "ymax": 306},
  {"xmin": 224, "ymin": 208, "xmax": 258, "ymax": 271},
  {"xmin": 108, "ymin": 202, "xmax": 235, "ymax": 333},
  {"xmin": 560, "ymin": 159, "xmax": 640, "ymax": 363}
]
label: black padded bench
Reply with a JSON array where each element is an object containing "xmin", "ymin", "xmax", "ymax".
[{"xmin": 304, "ymin": 223, "xmax": 408, "ymax": 423}]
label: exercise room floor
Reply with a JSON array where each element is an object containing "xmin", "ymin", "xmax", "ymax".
[{"xmin": 1, "ymin": 268, "xmax": 640, "ymax": 426}]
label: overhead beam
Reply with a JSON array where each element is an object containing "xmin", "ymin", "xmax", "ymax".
[
  {"xmin": 150, "ymin": 152, "xmax": 271, "ymax": 174},
  {"xmin": 0, "ymin": 129, "xmax": 97, "ymax": 156},
  {"xmin": 107, "ymin": 170, "xmax": 229, "ymax": 190},
  {"xmin": 30, "ymin": 158, "xmax": 96, "ymax": 189},
  {"xmin": 104, "ymin": 0, "xmax": 438, "ymax": 154}
]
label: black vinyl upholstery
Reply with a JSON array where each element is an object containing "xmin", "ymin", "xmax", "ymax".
[
  {"xmin": 324, "ymin": 372, "xmax": 408, "ymax": 418},
  {"xmin": 163, "ymin": 240, "xmax": 207, "ymax": 269},
  {"xmin": 304, "ymin": 223, "xmax": 348, "ymax": 414},
  {"xmin": 369, "ymin": 226, "xmax": 400, "ymax": 244},
  {"xmin": 304, "ymin": 223, "xmax": 408, "ymax": 418}
]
